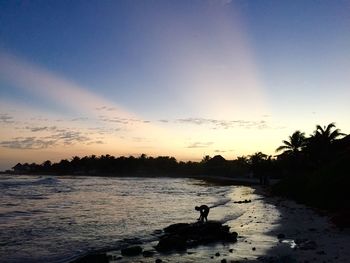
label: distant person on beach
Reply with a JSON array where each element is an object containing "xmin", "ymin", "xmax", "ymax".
[{"xmin": 195, "ymin": 205, "xmax": 210, "ymax": 222}]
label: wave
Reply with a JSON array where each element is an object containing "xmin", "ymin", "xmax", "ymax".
[
  {"xmin": 219, "ymin": 212, "xmax": 244, "ymax": 224},
  {"xmin": 209, "ymin": 197, "xmax": 231, "ymax": 209},
  {"xmin": 33, "ymin": 177, "xmax": 60, "ymax": 185},
  {"xmin": 0, "ymin": 210, "xmax": 33, "ymax": 218},
  {"xmin": 0, "ymin": 177, "xmax": 60, "ymax": 188}
]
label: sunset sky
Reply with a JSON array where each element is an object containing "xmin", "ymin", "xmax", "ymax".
[{"xmin": 1, "ymin": 1, "xmax": 349, "ymax": 170}]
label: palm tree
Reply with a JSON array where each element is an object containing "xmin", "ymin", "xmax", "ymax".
[
  {"xmin": 314, "ymin": 122, "xmax": 345, "ymax": 144},
  {"xmin": 276, "ymin": 130, "xmax": 306, "ymax": 155},
  {"xmin": 307, "ymin": 123, "xmax": 345, "ymax": 163}
]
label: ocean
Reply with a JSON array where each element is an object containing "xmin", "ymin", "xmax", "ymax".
[{"xmin": 0, "ymin": 175, "xmax": 245, "ymax": 263}]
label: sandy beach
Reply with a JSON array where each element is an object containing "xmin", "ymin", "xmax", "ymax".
[{"xmin": 100, "ymin": 185, "xmax": 350, "ymax": 263}]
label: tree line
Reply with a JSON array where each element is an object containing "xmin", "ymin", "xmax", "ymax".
[
  {"xmin": 11, "ymin": 122, "xmax": 349, "ymax": 180},
  {"xmin": 12, "ymin": 153, "xmax": 249, "ymax": 177}
]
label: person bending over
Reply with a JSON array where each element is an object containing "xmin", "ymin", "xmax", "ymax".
[{"xmin": 195, "ymin": 205, "xmax": 210, "ymax": 222}]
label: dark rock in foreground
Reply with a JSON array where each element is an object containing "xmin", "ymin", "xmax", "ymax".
[
  {"xmin": 155, "ymin": 221, "xmax": 238, "ymax": 252},
  {"xmin": 142, "ymin": 250, "xmax": 156, "ymax": 257},
  {"xmin": 121, "ymin": 245, "xmax": 143, "ymax": 256},
  {"xmin": 71, "ymin": 253, "xmax": 109, "ymax": 263},
  {"xmin": 234, "ymin": 199, "xmax": 252, "ymax": 204}
]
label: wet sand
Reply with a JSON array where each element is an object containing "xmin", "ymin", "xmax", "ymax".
[{"xmin": 91, "ymin": 186, "xmax": 350, "ymax": 263}]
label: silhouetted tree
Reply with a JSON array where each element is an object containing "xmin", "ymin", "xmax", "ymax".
[
  {"xmin": 201, "ymin": 155, "xmax": 211, "ymax": 163},
  {"xmin": 314, "ymin": 122, "xmax": 345, "ymax": 144},
  {"xmin": 276, "ymin": 130, "xmax": 306, "ymax": 156},
  {"xmin": 307, "ymin": 123, "xmax": 345, "ymax": 164}
]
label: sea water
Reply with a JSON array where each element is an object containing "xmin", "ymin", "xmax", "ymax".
[{"xmin": 0, "ymin": 175, "xmax": 244, "ymax": 263}]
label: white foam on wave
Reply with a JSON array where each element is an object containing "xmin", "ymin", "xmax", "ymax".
[
  {"xmin": 0, "ymin": 177, "xmax": 59, "ymax": 189},
  {"xmin": 34, "ymin": 177, "xmax": 59, "ymax": 185},
  {"xmin": 209, "ymin": 197, "xmax": 231, "ymax": 209}
]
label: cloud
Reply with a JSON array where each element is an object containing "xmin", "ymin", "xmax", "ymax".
[
  {"xmin": 95, "ymin": 106, "xmax": 116, "ymax": 112},
  {"xmin": 99, "ymin": 116, "xmax": 129, "ymax": 124},
  {"xmin": 0, "ymin": 52, "xmax": 132, "ymax": 117},
  {"xmin": 209, "ymin": 0, "xmax": 232, "ymax": 6},
  {"xmin": 187, "ymin": 141, "xmax": 213, "ymax": 148},
  {"xmin": 87, "ymin": 140, "xmax": 104, "ymax": 145},
  {"xmin": 25, "ymin": 126, "xmax": 50, "ymax": 132},
  {"xmin": 98, "ymin": 115, "xmax": 151, "ymax": 125},
  {"xmin": 48, "ymin": 130, "xmax": 90, "ymax": 145},
  {"xmin": 0, "ymin": 137, "xmax": 56, "ymax": 149},
  {"xmin": 24, "ymin": 126, "xmax": 59, "ymax": 132},
  {"xmin": 0, "ymin": 113, "xmax": 14, "ymax": 124},
  {"xmin": 0, "ymin": 127, "xmax": 103, "ymax": 149},
  {"xmin": 71, "ymin": 117, "xmax": 89, "ymax": 122},
  {"xmin": 220, "ymin": 0, "xmax": 232, "ymax": 5},
  {"xmin": 132, "ymin": 137, "xmax": 150, "ymax": 143},
  {"xmin": 214, "ymin": 149, "xmax": 234, "ymax": 153},
  {"xmin": 87, "ymin": 127, "xmax": 121, "ymax": 135},
  {"xmin": 176, "ymin": 118, "xmax": 269, "ymax": 130}
]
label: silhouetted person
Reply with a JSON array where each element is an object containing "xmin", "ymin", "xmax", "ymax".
[{"xmin": 195, "ymin": 205, "xmax": 210, "ymax": 222}]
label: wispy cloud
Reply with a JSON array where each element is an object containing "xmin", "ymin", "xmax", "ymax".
[
  {"xmin": 132, "ymin": 137, "xmax": 150, "ymax": 143},
  {"xmin": 95, "ymin": 106, "xmax": 117, "ymax": 112},
  {"xmin": 87, "ymin": 140, "xmax": 104, "ymax": 145},
  {"xmin": 0, "ymin": 52, "xmax": 131, "ymax": 117},
  {"xmin": 25, "ymin": 126, "xmax": 54, "ymax": 132},
  {"xmin": 0, "ymin": 113, "xmax": 15, "ymax": 124},
  {"xmin": 49, "ymin": 130, "xmax": 90, "ymax": 145},
  {"xmin": 177, "ymin": 118, "xmax": 269, "ymax": 130},
  {"xmin": 1, "ymin": 125, "xmax": 102, "ymax": 149},
  {"xmin": 159, "ymin": 119, "xmax": 169, "ymax": 123},
  {"xmin": 98, "ymin": 115, "xmax": 151, "ymax": 125},
  {"xmin": 214, "ymin": 149, "xmax": 234, "ymax": 153},
  {"xmin": 187, "ymin": 141, "xmax": 213, "ymax": 148},
  {"xmin": 71, "ymin": 117, "xmax": 89, "ymax": 122},
  {"xmin": 0, "ymin": 137, "xmax": 56, "ymax": 149}
]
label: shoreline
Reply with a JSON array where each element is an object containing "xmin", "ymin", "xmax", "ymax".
[
  {"xmin": 71, "ymin": 185, "xmax": 350, "ymax": 263},
  {"xmin": 2, "ymin": 174, "xmax": 348, "ymax": 262}
]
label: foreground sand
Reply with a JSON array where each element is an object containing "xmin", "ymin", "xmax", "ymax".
[{"xmin": 102, "ymin": 186, "xmax": 349, "ymax": 263}]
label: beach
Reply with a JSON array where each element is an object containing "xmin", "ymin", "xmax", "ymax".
[{"xmin": 99, "ymin": 185, "xmax": 350, "ymax": 263}]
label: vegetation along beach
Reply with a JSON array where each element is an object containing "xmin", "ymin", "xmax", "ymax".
[{"xmin": 1, "ymin": 1, "xmax": 349, "ymax": 263}]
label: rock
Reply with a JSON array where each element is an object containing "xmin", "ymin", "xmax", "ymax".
[
  {"xmin": 155, "ymin": 221, "xmax": 238, "ymax": 252},
  {"xmin": 229, "ymin": 248, "xmax": 233, "ymax": 253},
  {"xmin": 164, "ymin": 223, "xmax": 190, "ymax": 233},
  {"xmin": 277, "ymin": 233, "xmax": 285, "ymax": 239},
  {"xmin": 155, "ymin": 259, "xmax": 162, "ymax": 263},
  {"xmin": 142, "ymin": 250, "xmax": 155, "ymax": 257},
  {"xmin": 295, "ymin": 238, "xmax": 308, "ymax": 245},
  {"xmin": 215, "ymin": 252, "xmax": 220, "ymax": 257},
  {"xmin": 234, "ymin": 200, "xmax": 251, "ymax": 204},
  {"xmin": 221, "ymin": 259, "xmax": 227, "ymax": 263},
  {"xmin": 121, "ymin": 245, "xmax": 143, "ymax": 256},
  {"xmin": 71, "ymin": 253, "xmax": 109, "ymax": 263},
  {"xmin": 155, "ymin": 235, "xmax": 187, "ymax": 252},
  {"xmin": 153, "ymin": 229, "xmax": 163, "ymax": 235},
  {"xmin": 252, "ymin": 247, "xmax": 256, "ymax": 251},
  {"xmin": 122, "ymin": 237, "xmax": 142, "ymax": 245},
  {"xmin": 298, "ymin": 240, "xmax": 317, "ymax": 250}
]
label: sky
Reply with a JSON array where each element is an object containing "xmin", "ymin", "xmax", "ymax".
[{"xmin": 0, "ymin": 0, "xmax": 349, "ymax": 170}]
